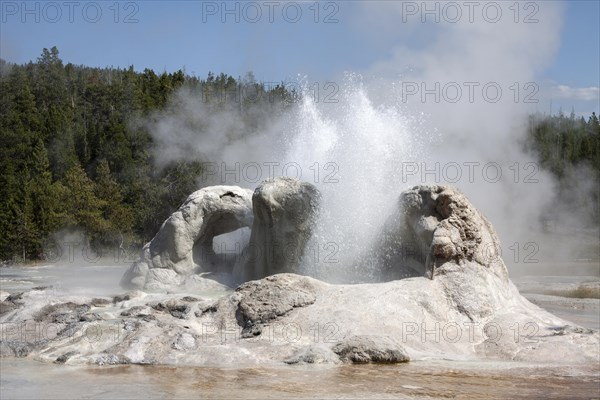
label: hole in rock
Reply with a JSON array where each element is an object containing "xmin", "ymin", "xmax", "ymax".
[{"xmin": 192, "ymin": 227, "xmax": 251, "ymax": 274}]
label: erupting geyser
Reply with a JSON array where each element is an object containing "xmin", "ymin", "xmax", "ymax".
[{"xmin": 1, "ymin": 180, "xmax": 598, "ymax": 367}]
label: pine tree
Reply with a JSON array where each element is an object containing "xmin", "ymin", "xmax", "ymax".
[
  {"xmin": 61, "ymin": 163, "xmax": 108, "ymax": 247},
  {"xmin": 94, "ymin": 159, "xmax": 133, "ymax": 242}
]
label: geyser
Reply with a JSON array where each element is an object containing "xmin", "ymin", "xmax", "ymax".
[
  {"xmin": 148, "ymin": 80, "xmax": 423, "ymax": 283},
  {"xmin": 2, "ymin": 183, "xmax": 598, "ymax": 367},
  {"xmin": 120, "ymin": 181, "xmax": 507, "ymax": 293},
  {"xmin": 3, "ymin": 79, "xmax": 599, "ymax": 369}
]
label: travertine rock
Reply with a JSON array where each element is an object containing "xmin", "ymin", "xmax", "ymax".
[
  {"xmin": 121, "ymin": 186, "xmax": 253, "ymax": 290},
  {"xmin": 233, "ymin": 177, "xmax": 320, "ymax": 283}
]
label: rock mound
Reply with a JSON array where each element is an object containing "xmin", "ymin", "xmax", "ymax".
[
  {"xmin": 401, "ymin": 185, "xmax": 507, "ymax": 280},
  {"xmin": 1, "ymin": 271, "xmax": 598, "ymax": 367},
  {"xmin": 369, "ymin": 185, "xmax": 506, "ymax": 283},
  {"xmin": 1, "ymin": 184, "xmax": 579, "ymax": 367},
  {"xmin": 234, "ymin": 177, "xmax": 320, "ymax": 282}
]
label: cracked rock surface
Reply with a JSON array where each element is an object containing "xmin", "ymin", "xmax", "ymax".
[{"xmin": 235, "ymin": 274, "xmax": 319, "ymax": 337}]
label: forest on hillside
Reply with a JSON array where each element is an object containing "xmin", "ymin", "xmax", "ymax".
[{"xmin": 1, "ymin": 47, "xmax": 599, "ymax": 262}]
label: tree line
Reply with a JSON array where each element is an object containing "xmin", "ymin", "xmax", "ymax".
[
  {"xmin": 525, "ymin": 109, "xmax": 600, "ymax": 229},
  {"xmin": 0, "ymin": 47, "xmax": 598, "ymax": 262},
  {"xmin": 0, "ymin": 47, "xmax": 292, "ymax": 261},
  {"xmin": 525, "ymin": 110, "xmax": 600, "ymax": 178}
]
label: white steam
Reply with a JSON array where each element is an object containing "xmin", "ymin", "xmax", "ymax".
[
  {"xmin": 144, "ymin": 1, "xmax": 598, "ymax": 278},
  {"xmin": 357, "ymin": 1, "xmax": 597, "ymax": 269}
]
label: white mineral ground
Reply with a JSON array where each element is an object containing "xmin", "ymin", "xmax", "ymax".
[{"xmin": 2, "ymin": 266, "xmax": 598, "ymax": 399}]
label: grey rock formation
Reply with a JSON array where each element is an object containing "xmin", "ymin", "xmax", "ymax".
[
  {"xmin": 367, "ymin": 185, "xmax": 506, "ymax": 283},
  {"xmin": 0, "ymin": 300, "xmax": 19, "ymax": 316},
  {"xmin": 234, "ymin": 177, "xmax": 320, "ymax": 283},
  {"xmin": 235, "ymin": 274, "xmax": 319, "ymax": 337},
  {"xmin": 401, "ymin": 185, "xmax": 507, "ymax": 280},
  {"xmin": 284, "ymin": 344, "xmax": 340, "ymax": 364},
  {"xmin": 143, "ymin": 269, "xmax": 184, "ymax": 292},
  {"xmin": 121, "ymin": 186, "xmax": 253, "ymax": 290},
  {"xmin": 33, "ymin": 302, "xmax": 91, "ymax": 324},
  {"xmin": 332, "ymin": 335, "xmax": 410, "ymax": 363}
]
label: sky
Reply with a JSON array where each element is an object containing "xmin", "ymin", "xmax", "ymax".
[
  {"xmin": 1, "ymin": 0, "xmax": 599, "ymax": 115},
  {"xmin": 1, "ymin": 1, "xmax": 598, "ymax": 267}
]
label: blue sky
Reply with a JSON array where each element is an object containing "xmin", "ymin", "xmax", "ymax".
[{"xmin": 1, "ymin": 1, "xmax": 598, "ymax": 115}]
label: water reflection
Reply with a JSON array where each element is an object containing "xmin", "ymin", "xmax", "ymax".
[{"xmin": 2, "ymin": 359, "xmax": 598, "ymax": 399}]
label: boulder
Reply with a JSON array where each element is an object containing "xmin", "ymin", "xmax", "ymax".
[
  {"xmin": 121, "ymin": 186, "xmax": 253, "ymax": 290},
  {"xmin": 400, "ymin": 185, "xmax": 507, "ymax": 280},
  {"xmin": 0, "ymin": 300, "xmax": 19, "ymax": 316},
  {"xmin": 235, "ymin": 273, "xmax": 319, "ymax": 337},
  {"xmin": 284, "ymin": 344, "xmax": 340, "ymax": 365},
  {"xmin": 33, "ymin": 302, "xmax": 91, "ymax": 324},
  {"xmin": 234, "ymin": 177, "xmax": 320, "ymax": 283},
  {"xmin": 332, "ymin": 335, "xmax": 410, "ymax": 364}
]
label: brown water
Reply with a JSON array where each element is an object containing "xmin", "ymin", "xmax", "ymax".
[{"xmin": 1, "ymin": 358, "xmax": 599, "ymax": 399}]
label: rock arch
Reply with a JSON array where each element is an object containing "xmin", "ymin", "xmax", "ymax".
[{"xmin": 121, "ymin": 186, "xmax": 253, "ymax": 290}]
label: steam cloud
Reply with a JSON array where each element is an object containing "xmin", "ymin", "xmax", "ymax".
[{"xmin": 143, "ymin": 2, "xmax": 598, "ymax": 279}]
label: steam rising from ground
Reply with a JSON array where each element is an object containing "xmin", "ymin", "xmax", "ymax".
[
  {"xmin": 148, "ymin": 81, "xmax": 427, "ymax": 280},
  {"xmin": 145, "ymin": 1, "xmax": 598, "ymax": 280}
]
